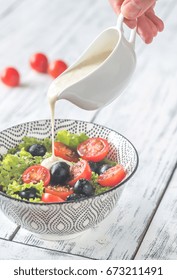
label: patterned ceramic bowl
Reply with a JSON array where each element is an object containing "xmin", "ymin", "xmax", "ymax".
[{"xmin": 0, "ymin": 119, "xmax": 138, "ymax": 240}]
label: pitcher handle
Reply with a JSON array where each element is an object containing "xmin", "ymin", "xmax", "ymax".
[{"xmin": 116, "ymin": 13, "xmax": 136, "ymax": 47}]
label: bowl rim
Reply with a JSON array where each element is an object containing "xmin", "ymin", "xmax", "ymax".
[{"xmin": 0, "ymin": 118, "xmax": 139, "ymax": 205}]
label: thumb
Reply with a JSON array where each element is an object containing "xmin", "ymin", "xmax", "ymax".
[{"xmin": 121, "ymin": 0, "xmax": 156, "ymax": 19}]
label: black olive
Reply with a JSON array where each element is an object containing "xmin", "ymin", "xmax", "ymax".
[
  {"xmin": 0, "ymin": 154, "xmax": 3, "ymax": 161},
  {"xmin": 18, "ymin": 187, "xmax": 39, "ymax": 200},
  {"xmin": 74, "ymin": 179, "xmax": 95, "ymax": 196},
  {"xmin": 50, "ymin": 162, "xmax": 70, "ymax": 185},
  {"xmin": 66, "ymin": 193, "xmax": 86, "ymax": 201},
  {"xmin": 73, "ymin": 180, "xmax": 83, "ymax": 194},
  {"xmin": 18, "ymin": 190, "xmax": 27, "ymax": 199},
  {"xmin": 28, "ymin": 144, "xmax": 47, "ymax": 156},
  {"xmin": 88, "ymin": 161, "xmax": 100, "ymax": 173},
  {"xmin": 97, "ymin": 163, "xmax": 112, "ymax": 175},
  {"xmin": 28, "ymin": 192, "xmax": 37, "ymax": 199}
]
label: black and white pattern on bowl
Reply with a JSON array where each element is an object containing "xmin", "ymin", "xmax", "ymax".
[
  {"xmin": 0, "ymin": 186, "xmax": 122, "ymax": 235},
  {"xmin": 0, "ymin": 119, "xmax": 138, "ymax": 237}
]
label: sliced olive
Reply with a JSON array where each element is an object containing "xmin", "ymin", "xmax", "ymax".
[
  {"xmin": 88, "ymin": 161, "xmax": 99, "ymax": 173},
  {"xmin": 97, "ymin": 163, "xmax": 112, "ymax": 175},
  {"xmin": 74, "ymin": 179, "xmax": 95, "ymax": 196},
  {"xmin": 17, "ymin": 187, "xmax": 39, "ymax": 200},
  {"xmin": 28, "ymin": 192, "xmax": 38, "ymax": 199},
  {"xmin": 18, "ymin": 190, "xmax": 27, "ymax": 199},
  {"xmin": 66, "ymin": 193, "xmax": 86, "ymax": 201},
  {"xmin": 28, "ymin": 144, "xmax": 46, "ymax": 156}
]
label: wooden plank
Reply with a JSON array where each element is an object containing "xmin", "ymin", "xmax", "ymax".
[
  {"xmin": 89, "ymin": 1, "xmax": 177, "ymax": 259},
  {"xmin": 135, "ymin": 167, "xmax": 177, "ymax": 260},
  {"xmin": 0, "ymin": 0, "xmax": 109, "ymax": 131},
  {"xmin": 0, "ymin": 0, "xmax": 23, "ymax": 19},
  {"xmin": 0, "ymin": 212, "xmax": 19, "ymax": 240},
  {"xmin": 0, "ymin": 239, "xmax": 85, "ymax": 260}
]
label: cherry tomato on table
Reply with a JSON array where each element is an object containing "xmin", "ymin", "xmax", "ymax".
[
  {"xmin": 1, "ymin": 67, "xmax": 20, "ymax": 87},
  {"xmin": 68, "ymin": 159, "xmax": 92, "ymax": 187},
  {"xmin": 45, "ymin": 186, "xmax": 73, "ymax": 200},
  {"xmin": 77, "ymin": 137, "xmax": 109, "ymax": 162},
  {"xmin": 42, "ymin": 193, "xmax": 64, "ymax": 203},
  {"xmin": 97, "ymin": 164, "xmax": 126, "ymax": 187},
  {"xmin": 54, "ymin": 142, "xmax": 79, "ymax": 162},
  {"xmin": 48, "ymin": 60, "xmax": 68, "ymax": 78},
  {"xmin": 22, "ymin": 165, "xmax": 50, "ymax": 186},
  {"xmin": 30, "ymin": 53, "xmax": 48, "ymax": 73}
]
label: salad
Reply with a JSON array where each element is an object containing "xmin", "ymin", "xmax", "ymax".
[{"xmin": 0, "ymin": 130, "xmax": 126, "ymax": 203}]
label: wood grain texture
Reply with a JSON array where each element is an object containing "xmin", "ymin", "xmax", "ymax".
[
  {"xmin": 0, "ymin": 212, "xmax": 19, "ymax": 240},
  {"xmin": 1, "ymin": 0, "xmax": 177, "ymax": 260},
  {"xmin": 0, "ymin": 0, "xmax": 112, "ymax": 131},
  {"xmin": 90, "ymin": 1, "xmax": 177, "ymax": 259},
  {"xmin": 135, "ymin": 167, "xmax": 177, "ymax": 260},
  {"xmin": 0, "ymin": 239, "xmax": 85, "ymax": 260}
]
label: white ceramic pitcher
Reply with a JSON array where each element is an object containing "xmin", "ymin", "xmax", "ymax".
[{"xmin": 50, "ymin": 13, "xmax": 136, "ymax": 110}]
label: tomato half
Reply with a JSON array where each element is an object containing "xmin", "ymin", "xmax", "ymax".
[
  {"xmin": 77, "ymin": 137, "xmax": 109, "ymax": 162},
  {"xmin": 97, "ymin": 164, "xmax": 126, "ymax": 187},
  {"xmin": 54, "ymin": 142, "xmax": 79, "ymax": 162},
  {"xmin": 42, "ymin": 193, "xmax": 64, "ymax": 203},
  {"xmin": 45, "ymin": 186, "xmax": 73, "ymax": 200},
  {"xmin": 22, "ymin": 165, "xmax": 50, "ymax": 187},
  {"xmin": 68, "ymin": 160, "xmax": 92, "ymax": 186},
  {"xmin": 30, "ymin": 53, "xmax": 48, "ymax": 73},
  {"xmin": 1, "ymin": 67, "xmax": 20, "ymax": 87},
  {"xmin": 48, "ymin": 60, "xmax": 68, "ymax": 78}
]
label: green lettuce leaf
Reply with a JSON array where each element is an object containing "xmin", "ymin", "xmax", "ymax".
[
  {"xmin": 6, "ymin": 181, "xmax": 44, "ymax": 202},
  {"xmin": 55, "ymin": 130, "xmax": 89, "ymax": 149}
]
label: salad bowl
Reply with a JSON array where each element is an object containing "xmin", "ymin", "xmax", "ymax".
[{"xmin": 0, "ymin": 119, "xmax": 138, "ymax": 240}]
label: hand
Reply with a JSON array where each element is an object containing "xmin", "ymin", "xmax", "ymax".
[{"xmin": 109, "ymin": 0, "xmax": 164, "ymax": 43}]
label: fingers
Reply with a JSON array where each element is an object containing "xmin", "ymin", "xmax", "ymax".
[
  {"xmin": 137, "ymin": 14, "xmax": 157, "ymax": 43},
  {"xmin": 108, "ymin": 0, "xmax": 164, "ymax": 43},
  {"xmin": 136, "ymin": 7, "xmax": 164, "ymax": 44},
  {"xmin": 123, "ymin": 18, "xmax": 137, "ymax": 28},
  {"xmin": 145, "ymin": 9, "xmax": 164, "ymax": 32},
  {"xmin": 108, "ymin": 0, "xmax": 124, "ymax": 13},
  {"xmin": 121, "ymin": 0, "xmax": 156, "ymax": 19},
  {"xmin": 109, "ymin": 0, "xmax": 137, "ymax": 28}
]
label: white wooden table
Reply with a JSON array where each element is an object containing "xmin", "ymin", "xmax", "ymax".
[{"xmin": 0, "ymin": 0, "xmax": 177, "ymax": 260}]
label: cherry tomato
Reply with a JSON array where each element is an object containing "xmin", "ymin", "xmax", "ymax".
[
  {"xmin": 68, "ymin": 160, "xmax": 92, "ymax": 186},
  {"xmin": 1, "ymin": 67, "xmax": 20, "ymax": 87},
  {"xmin": 45, "ymin": 186, "xmax": 73, "ymax": 200},
  {"xmin": 48, "ymin": 60, "xmax": 68, "ymax": 78},
  {"xmin": 97, "ymin": 164, "xmax": 126, "ymax": 187},
  {"xmin": 22, "ymin": 165, "xmax": 50, "ymax": 186},
  {"xmin": 30, "ymin": 53, "xmax": 48, "ymax": 73},
  {"xmin": 77, "ymin": 138, "xmax": 109, "ymax": 162},
  {"xmin": 42, "ymin": 193, "xmax": 64, "ymax": 203},
  {"xmin": 54, "ymin": 142, "xmax": 79, "ymax": 162}
]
